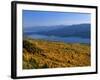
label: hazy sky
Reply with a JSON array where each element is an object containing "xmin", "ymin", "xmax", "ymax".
[{"xmin": 23, "ymin": 10, "xmax": 91, "ymax": 28}]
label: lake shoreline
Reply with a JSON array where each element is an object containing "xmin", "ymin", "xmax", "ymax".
[{"xmin": 24, "ymin": 34, "xmax": 90, "ymax": 44}]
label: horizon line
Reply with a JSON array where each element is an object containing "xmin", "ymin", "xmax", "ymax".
[{"xmin": 24, "ymin": 23, "xmax": 91, "ymax": 28}]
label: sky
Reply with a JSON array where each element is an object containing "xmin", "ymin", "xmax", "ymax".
[{"xmin": 23, "ymin": 10, "xmax": 91, "ymax": 28}]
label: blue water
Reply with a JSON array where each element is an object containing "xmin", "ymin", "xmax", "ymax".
[{"xmin": 27, "ymin": 34, "xmax": 90, "ymax": 44}]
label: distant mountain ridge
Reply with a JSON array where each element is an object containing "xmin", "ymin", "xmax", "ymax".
[
  {"xmin": 24, "ymin": 25, "xmax": 64, "ymax": 33},
  {"xmin": 37, "ymin": 24, "xmax": 91, "ymax": 38},
  {"xmin": 24, "ymin": 24, "xmax": 91, "ymax": 38}
]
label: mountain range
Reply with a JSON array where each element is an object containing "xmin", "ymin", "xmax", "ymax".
[{"xmin": 24, "ymin": 24, "xmax": 91, "ymax": 38}]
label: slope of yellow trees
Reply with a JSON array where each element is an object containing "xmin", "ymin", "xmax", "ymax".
[{"xmin": 23, "ymin": 38, "xmax": 91, "ymax": 69}]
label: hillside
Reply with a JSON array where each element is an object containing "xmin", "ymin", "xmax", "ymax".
[
  {"xmin": 37, "ymin": 24, "xmax": 90, "ymax": 38},
  {"xmin": 23, "ymin": 38, "xmax": 91, "ymax": 69}
]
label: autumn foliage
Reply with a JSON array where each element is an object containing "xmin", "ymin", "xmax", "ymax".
[{"xmin": 23, "ymin": 38, "xmax": 91, "ymax": 69}]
